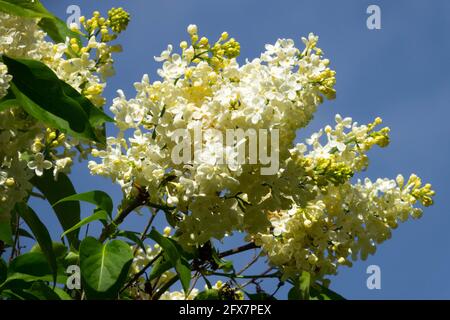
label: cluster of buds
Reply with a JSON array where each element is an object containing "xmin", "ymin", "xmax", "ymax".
[
  {"xmin": 31, "ymin": 128, "xmax": 65, "ymax": 153},
  {"xmin": 312, "ymin": 157, "xmax": 354, "ymax": 187},
  {"xmin": 108, "ymin": 7, "xmax": 131, "ymax": 34},
  {"xmin": 76, "ymin": 8, "xmax": 130, "ymax": 43},
  {"xmin": 313, "ymin": 68, "xmax": 337, "ymax": 100},
  {"xmin": 183, "ymin": 24, "xmax": 241, "ymax": 71},
  {"xmin": 213, "ymin": 281, "xmax": 244, "ymax": 300},
  {"xmin": 403, "ymin": 174, "xmax": 435, "ymax": 207}
]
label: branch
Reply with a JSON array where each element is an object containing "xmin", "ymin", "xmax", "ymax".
[
  {"xmin": 30, "ymin": 191, "xmax": 46, "ymax": 200},
  {"xmin": 208, "ymin": 271, "xmax": 280, "ymax": 280},
  {"xmin": 218, "ymin": 242, "xmax": 258, "ymax": 258},
  {"xmin": 120, "ymin": 251, "xmax": 162, "ymax": 293},
  {"xmin": 151, "ymin": 275, "xmax": 179, "ymax": 300},
  {"xmin": 98, "ymin": 190, "xmax": 149, "ymax": 242},
  {"xmin": 9, "ymin": 214, "xmax": 20, "ymax": 262},
  {"xmin": 132, "ymin": 208, "xmax": 157, "ymax": 256}
]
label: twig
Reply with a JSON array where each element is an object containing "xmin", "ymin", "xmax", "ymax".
[
  {"xmin": 186, "ymin": 272, "xmax": 200, "ymax": 298},
  {"xmin": 30, "ymin": 191, "xmax": 46, "ymax": 200},
  {"xmin": 241, "ymin": 268, "xmax": 275, "ymax": 288},
  {"xmin": 219, "ymin": 242, "xmax": 258, "ymax": 258},
  {"xmin": 98, "ymin": 190, "xmax": 149, "ymax": 242},
  {"xmin": 236, "ymin": 251, "xmax": 261, "ymax": 276},
  {"xmin": 132, "ymin": 208, "xmax": 157, "ymax": 256},
  {"xmin": 151, "ymin": 275, "xmax": 179, "ymax": 300},
  {"xmin": 120, "ymin": 252, "xmax": 163, "ymax": 294},
  {"xmin": 208, "ymin": 271, "xmax": 279, "ymax": 279},
  {"xmin": 9, "ymin": 214, "xmax": 20, "ymax": 262}
]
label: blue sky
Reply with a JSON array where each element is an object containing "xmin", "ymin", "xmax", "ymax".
[{"xmin": 35, "ymin": 0, "xmax": 450, "ymax": 299}]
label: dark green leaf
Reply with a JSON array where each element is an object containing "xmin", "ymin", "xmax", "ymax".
[
  {"xmin": 79, "ymin": 237, "xmax": 133, "ymax": 299},
  {"xmin": 38, "ymin": 16, "xmax": 80, "ymax": 45},
  {"xmin": 59, "ymin": 82, "xmax": 113, "ymax": 128},
  {"xmin": 149, "ymin": 228, "xmax": 191, "ymax": 293},
  {"xmin": 1, "ymin": 252, "xmax": 67, "ymax": 291},
  {"xmin": 7, "ymin": 252, "xmax": 52, "ymax": 277},
  {"xmin": 0, "ymin": 218, "xmax": 13, "ymax": 245},
  {"xmin": 194, "ymin": 289, "xmax": 220, "ymax": 300},
  {"xmin": 3, "ymin": 55, "xmax": 111, "ymax": 142},
  {"xmin": 288, "ymin": 286, "xmax": 299, "ymax": 300},
  {"xmin": 31, "ymin": 171, "xmax": 80, "ymax": 248},
  {"xmin": 53, "ymin": 287, "xmax": 72, "ymax": 300},
  {"xmin": 1, "ymin": 289, "xmax": 26, "ymax": 300},
  {"xmin": 149, "ymin": 256, "xmax": 172, "ymax": 281},
  {"xmin": 30, "ymin": 242, "xmax": 68, "ymax": 261},
  {"xmin": 149, "ymin": 229, "xmax": 179, "ymax": 265},
  {"xmin": 17, "ymin": 228, "xmax": 35, "ymax": 240},
  {"xmin": 310, "ymin": 283, "xmax": 345, "ymax": 300},
  {"xmin": 63, "ymin": 251, "xmax": 79, "ymax": 267},
  {"xmin": 247, "ymin": 292, "xmax": 277, "ymax": 301},
  {"xmin": 0, "ymin": 98, "xmax": 17, "ymax": 111},
  {"xmin": 22, "ymin": 281, "xmax": 62, "ymax": 300},
  {"xmin": 0, "ymin": 258, "xmax": 7, "ymax": 284},
  {"xmin": 0, "ymin": 280, "xmax": 65, "ymax": 300},
  {"xmin": 54, "ymin": 190, "xmax": 114, "ymax": 218},
  {"xmin": 175, "ymin": 258, "xmax": 191, "ymax": 294},
  {"xmin": 211, "ymin": 249, "xmax": 234, "ymax": 273},
  {"xmin": 0, "ymin": 0, "xmax": 53, "ymax": 18},
  {"xmin": 61, "ymin": 210, "xmax": 108, "ymax": 238},
  {"xmin": 167, "ymin": 237, "xmax": 196, "ymax": 260},
  {"xmin": 116, "ymin": 230, "xmax": 146, "ymax": 252},
  {"xmin": 16, "ymin": 203, "xmax": 57, "ymax": 285}
]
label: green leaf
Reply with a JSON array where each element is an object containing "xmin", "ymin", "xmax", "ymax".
[
  {"xmin": 310, "ymin": 284, "xmax": 345, "ymax": 300},
  {"xmin": 22, "ymin": 281, "xmax": 62, "ymax": 300},
  {"xmin": 61, "ymin": 210, "xmax": 108, "ymax": 239},
  {"xmin": 79, "ymin": 237, "xmax": 133, "ymax": 299},
  {"xmin": 17, "ymin": 228, "xmax": 35, "ymax": 240},
  {"xmin": 16, "ymin": 203, "xmax": 57, "ymax": 286},
  {"xmin": 7, "ymin": 252, "xmax": 52, "ymax": 277},
  {"xmin": 63, "ymin": 251, "xmax": 79, "ymax": 267},
  {"xmin": 1, "ymin": 280, "xmax": 65, "ymax": 300},
  {"xmin": 194, "ymin": 289, "xmax": 221, "ymax": 300},
  {"xmin": 0, "ymin": 0, "xmax": 53, "ymax": 18},
  {"xmin": 149, "ymin": 228, "xmax": 191, "ymax": 293},
  {"xmin": 30, "ymin": 242, "xmax": 68, "ymax": 261},
  {"xmin": 0, "ymin": 258, "xmax": 7, "ymax": 284},
  {"xmin": 0, "ymin": 98, "xmax": 18, "ymax": 112},
  {"xmin": 211, "ymin": 249, "xmax": 234, "ymax": 273},
  {"xmin": 288, "ymin": 271, "xmax": 311, "ymax": 300},
  {"xmin": 299, "ymin": 271, "xmax": 311, "ymax": 300},
  {"xmin": 0, "ymin": 218, "xmax": 13, "ymax": 246},
  {"xmin": 54, "ymin": 190, "xmax": 114, "ymax": 218},
  {"xmin": 149, "ymin": 229, "xmax": 179, "ymax": 266},
  {"xmin": 175, "ymin": 258, "xmax": 191, "ymax": 294},
  {"xmin": 53, "ymin": 287, "xmax": 72, "ymax": 300},
  {"xmin": 38, "ymin": 15, "xmax": 80, "ymax": 45},
  {"xmin": 116, "ymin": 230, "xmax": 146, "ymax": 252},
  {"xmin": 149, "ymin": 256, "xmax": 172, "ymax": 281},
  {"xmin": 59, "ymin": 81, "xmax": 113, "ymax": 128},
  {"xmin": 1, "ymin": 252, "xmax": 67, "ymax": 291},
  {"xmin": 31, "ymin": 171, "xmax": 80, "ymax": 248},
  {"xmin": 3, "ymin": 55, "xmax": 112, "ymax": 142}
]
